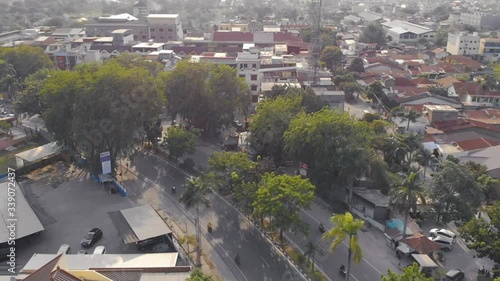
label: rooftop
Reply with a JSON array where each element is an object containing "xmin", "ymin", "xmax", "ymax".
[
  {"xmin": 147, "ymin": 14, "xmax": 179, "ymax": 19},
  {"xmin": 132, "ymin": 42, "xmax": 165, "ymax": 49},
  {"xmin": 382, "ymin": 20, "xmax": 433, "ymax": 35},
  {"xmin": 424, "ymin": 104, "xmax": 458, "ymax": 112},
  {"xmin": 353, "ymin": 188, "xmax": 390, "ymax": 207}
]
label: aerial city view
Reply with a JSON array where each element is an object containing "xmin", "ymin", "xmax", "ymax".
[{"xmin": 0, "ymin": 0, "xmax": 499, "ymax": 280}]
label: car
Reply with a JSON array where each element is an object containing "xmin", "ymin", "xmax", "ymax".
[
  {"xmin": 77, "ymin": 250, "xmax": 87, "ymax": 255},
  {"xmin": 93, "ymin": 246, "xmax": 106, "ymax": 254},
  {"xmin": 430, "ymin": 235, "xmax": 453, "ymax": 251},
  {"xmin": 443, "ymin": 268, "xmax": 464, "ymax": 280},
  {"xmin": 430, "ymin": 228, "xmax": 456, "ymax": 242},
  {"xmin": 81, "ymin": 228, "xmax": 103, "ymax": 248},
  {"xmin": 57, "ymin": 244, "xmax": 71, "ymax": 254},
  {"xmin": 136, "ymin": 235, "xmax": 166, "ymax": 251}
]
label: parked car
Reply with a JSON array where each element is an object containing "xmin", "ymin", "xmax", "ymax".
[
  {"xmin": 443, "ymin": 268, "xmax": 464, "ymax": 280},
  {"xmin": 93, "ymin": 246, "xmax": 106, "ymax": 254},
  {"xmin": 430, "ymin": 228, "xmax": 456, "ymax": 242},
  {"xmin": 77, "ymin": 250, "xmax": 87, "ymax": 255},
  {"xmin": 57, "ymin": 244, "xmax": 71, "ymax": 254},
  {"xmin": 81, "ymin": 228, "xmax": 103, "ymax": 248},
  {"xmin": 430, "ymin": 236, "xmax": 453, "ymax": 251},
  {"xmin": 136, "ymin": 236, "xmax": 165, "ymax": 251}
]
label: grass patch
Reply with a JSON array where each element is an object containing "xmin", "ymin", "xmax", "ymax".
[
  {"xmin": 0, "ymin": 141, "xmax": 41, "ymax": 173},
  {"xmin": 283, "ymin": 244, "xmax": 329, "ymax": 281}
]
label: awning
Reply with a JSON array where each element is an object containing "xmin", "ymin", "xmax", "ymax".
[{"xmin": 108, "ymin": 210, "xmax": 139, "ymax": 244}]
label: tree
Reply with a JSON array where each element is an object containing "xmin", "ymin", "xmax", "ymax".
[
  {"xmin": 435, "ymin": 29, "xmax": 449, "ymax": 47},
  {"xmin": 249, "ymin": 95, "xmax": 304, "ymax": 164},
  {"xmin": 460, "ymin": 215, "xmax": 500, "ymax": 276},
  {"xmin": 187, "ymin": 269, "xmax": 215, "ymax": 281},
  {"xmin": 304, "ymin": 240, "xmax": 318, "ymax": 272},
  {"xmin": 144, "ymin": 118, "xmax": 163, "ymax": 148},
  {"xmin": 0, "ymin": 45, "xmax": 53, "ymax": 80},
  {"xmin": 428, "ymin": 85, "xmax": 449, "ymax": 97},
  {"xmin": 394, "ymin": 107, "xmax": 422, "ymax": 132},
  {"xmin": 179, "ymin": 176, "xmax": 211, "ymax": 267},
  {"xmin": 253, "ymin": 173, "xmax": 315, "ymax": 240},
  {"xmin": 206, "ymin": 151, "xmax": 257, "ymax": 205},
  {"xmin": 284, "ymin": 109, "xmax": 372, "ymax": 195},
  {"xmin": 366, "ymin": 81, "xmax": 384, "ymax": 102},
  {"xmin": 14, "ymin": 68, "xmax": 54, "ymax": 115},
  {"xmin": 162, "ymin": 127, "xmax": 199, "ymax": 160},
  {"xmin": 320, "ymin": 46, "xmax": 342, "ymax": 71},
  {"xmin": 463, "ymin": 24, "xmax": 477, "ymax": 33},
  {"xmin": 266, "ymin": 85, "xmax": 327, "ymax": 113},
  {"xmin": 479, "ymin": 74, "xmax": 499, "ymax": 91},
  {"xmin": 41, "ymin": 58, "xmax": 164, "ymax": 174},
  {"xmin": 322, "ymin": 212, "xmax": 364, "ymax": 281},
  {"xmin": 0, "ymin": 121, "xmax": 12, "ymax": 135},
  {"xmin": 358, "ymin": 22, "xmax": 387, "ymax": 46},
  {"xmin": 0, "ymin": 60, "xmax": 22, "ymax": 99},
  {"xmin": 349, "ymin": 58, "xmax": 365, "ymax": 73},
  {"xmin": 477, "ymin": 174, "xmax": 500, "ymax": 203},
  {"xmin": 390, "ymin": 172, "xmax": 426, "ymax": 237},
  {"xmin": 162, "ymin": 61, "xmax": 250, "ymax": 136},
  {"xmin": 339, "ymin": 82, "xmax": 363, "ymax": 101},
  {"xmin": 381, "ymin": 263, "xmax": 433, "ymax": 281},
  {"xmin": 430, "ymin": 161, "xmax": 483, "ymax": 223}
]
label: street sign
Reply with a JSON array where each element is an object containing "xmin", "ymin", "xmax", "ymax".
[
  {"xmin": 299, "ymin": 162, "xmax": 308, "ymax": 176},
  {"xmin": 100, "ymin": 151, "xmax": 112, "ymax": 175}
]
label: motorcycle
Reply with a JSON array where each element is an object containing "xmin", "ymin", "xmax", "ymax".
[
  {"xmin": 339, "ymin": 265, "xmax": 346, "ymax": 276},
  {"xmin": 319, "ymin": 223, "xmax": 326, "ymax": 233},
  {"xmin": 207, "ymin": 223, "xmax": 213, "ymax": 233},
  {"xmin": 235, "ymin": 254, "xmax": 240, "ymax": 266},
  {"xmin": 172, "ymin": 186, "xmax": 176, "ymax": 194}
]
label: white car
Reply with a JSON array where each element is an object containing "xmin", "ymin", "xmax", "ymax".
[
  {"xmin": 430, "ymin": 228, "xmax": 456, "ymax": 242},
  {"xmin": 430, "ymin": 235, "xmax": 454, "ymax": 251},
  {"xmin": 93, "ymin": 246, "xmax": 106, "ymax": 254}
]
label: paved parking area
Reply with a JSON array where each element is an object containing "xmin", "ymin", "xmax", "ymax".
[{"xmin": 15, "ymin": 171, "xmax": 137, "ymax": 271}]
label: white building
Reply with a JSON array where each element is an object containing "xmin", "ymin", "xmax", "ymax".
[
  {"xmin": 382, "ymin": 20, "xmax": 435, "ymax": 46},
  {"xmin": 446, "ymin": 32, "xmax": 481, "ymax": 55},
  {"xmin": 236, "ymin": 50, "xmax": 261, "ymax": 102},
  {"xmin": 459, "ymin": 12, "xmax": 500, "ymax": 30}
]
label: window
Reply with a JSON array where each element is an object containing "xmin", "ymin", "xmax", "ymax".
[
  {"xmin": 251, "ymin": 74, "xmax": 257, "ymax": 81},
  {"xmin": 150, "ymin": 28, "xmax": 155, "ymax": 32},
  {"xmin": 239, "ymin": 74, "xmax": 245, "ymax": 78},
  {"xmin": 252, "ymin": 64, "xmax": 257, "ymax": 68},
  {"xmin": 251, "ymin": 85, "xmax": 257, "ymax": 91},
  {"xmin": 168, "ymin": 28, "xmax": 173, "ymax": 32},
  {"xmin": 159, "ymin": 28, "xmax": 164, "ymax": 32},
  {"xmin": 151, "ymin": 36, "xmax": 155, "ymax": 39},
  {"xmin": 142, "ymin": 35, "xmax": 146, "ymax": 39},
  {"xmin": 252, "ymin": 95, "xmax": 258, "ymax": 103},
  {"xmin": 160, "ymin": 36, "xmax": 164, "ymax": 39}
]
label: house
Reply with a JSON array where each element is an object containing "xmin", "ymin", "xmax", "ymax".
[
  {"xmin": 432, "ymin": 48, "xmax": 449, "ymax": 60},
  {"xmin": 445, "ymin": 55, "xmax": 483, "ymax": 72},
  {"xmin": 382, "ymin": 20, "xmax": 435, "ymax": 46},
  {"xmin": 456, "ymin": 145, "xmax": 500, "ymax": 178},
  {"xmin": 463, "ymin": 108, "xmax": 500, "ymax": 125},
  {"xmin": 311, "ymin": 88, "xmax": 345, "ymax": 112},
  {"xmin": 351, "ymin": 188, "xmax": 390, "ymax": 221},
  {"xmin": 358, "ymin": 11, "xmax": 384, "ymax": 23},
  {"xmin": 436, "ymin": 76, "xmax": 460, "ymax": 89}
]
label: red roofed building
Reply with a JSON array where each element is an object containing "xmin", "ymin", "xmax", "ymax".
[
  {"xmin": 445, "ymin": 55, "xmax": 483, "ymax": 71},
  {"xmin": 455, "ymin": 138, "xmax": 499, "ymax": 151}
]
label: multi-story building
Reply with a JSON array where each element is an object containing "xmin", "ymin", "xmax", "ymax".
[
  {"xmin": 147, "ymin": 14, "xmax": 183, "ymax": 42},
  {"xmin": 85, "ymin": 13, "xmax": 183, "ymax": 42},
  {"xmin": 132, "ymin": 0, "xmax": 150, "ymax": 19},
  {"xmin": 459, "ymin": 12, "xmax": 500, "ymax": 30},
  {"xmin": 236, "ymin": 49, "xmax": 261, "ymax": 101},
  {"xmin": 479, "ymin": 38, "xmax": 500, "ymax": 62},
  {"xmin": 446, "ymin": 32, "xmax": 481, "ymax": 55}
]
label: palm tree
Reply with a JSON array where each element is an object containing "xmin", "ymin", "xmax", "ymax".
[
  {"xmin": 322, "ymin": 212, "xmax": 364, "ymax": 281},
  {"xmin": 390, "ymin": 172, "xmax": 426, "ymax": 238},
  {"xmin": 179, "ymin": 176, "xmax": 211, "ymax": 267},
  {"xmin": 392, "ymin": 107, "xmax": 422, "ymax": 132},
  {"xmin": 304, "ymin": 240, "xmax": 318, "ymax": 272}
]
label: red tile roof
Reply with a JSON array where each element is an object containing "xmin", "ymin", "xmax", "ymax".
[
  {"xmin": 403, "ymin": 103, "xmax": 439, "ymax": 113},
  {"xmin": 51, "ymin": 268, "xmax": 82, "ymax": 281},
  {"xmin": 464, "ymin": 108, "xmax": 500, "ymax": 124},
  {"xmin": 273, "ymin": 32, "xmax": 302, "ymax": 42},
  {"xmin": 436, "ymin": 76, "xmax": 460, "ymax": 88},
  {"xmin": 447, "ymin": 55, "xmax": 483, "ymax": 70},
  {"xmin": 452, "ymin": 82, "xmax": 483, "ymax": 96},
  {"xmin": 24, "ymin": 255, "xmax": 63, "ymax": 281},
  {"xmin": 412, "ymin": 77, "xmax": 436, "ymax": 85},
  {"xmin": 393, "ymin": 86, "xmax": 429, "ymax": 97},
  {"xmin": 394, "ymin": 77, "xmax": 418, "ymax": 87},
  {"xmin": 212, "ymin": 31, "xmax": 254, "ymax": 42},
  {"xmin": 419, "ymin": 65, "xmax": 444, "ymax": 73},
  {"xmin": 432, "ymin": 118, "xmax": 500, "ymax": 133},
  {"xmin": 455, "ymin": 138, "xmax": 499, "ymax": 151},
  {"xmin": 436, "ymin": 62, "xmax": 462, "ymax": 73}
]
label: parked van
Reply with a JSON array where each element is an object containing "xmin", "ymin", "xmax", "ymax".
[
  {"xmin": 430, "ymin": 236, "xmax": 453, "ymax": 251},
  {"xmin": 93, "ymin": 246, "xmax": 106, "ymax": 254},
  {"xmin": 57, "ymin": 244, "xmax": 71, "ymax": 254}
]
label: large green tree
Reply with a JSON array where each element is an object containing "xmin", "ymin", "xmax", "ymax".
[
  {"xmin": 381, "ymin": 263, "xmax": 433, "ymax": 281},
  {"xmin": 253, "ymin": 173, "xmax": 315, "ymax": 240},
  {"xmin": 320, "ymin": 46, "xmax": 342, "ymax": 71},
  {"xmin": 460, "ymin": 201, "xmax": 500, "ymax": 277},
  {"xmin": 249, "ymin": 94, "xmax": 304, "ymax": 164},
  {"xmin": 41, "ymin": 58, "xmax": 164, "ymax": 173},
  {"xmin": 284, "ymin": 109, "xmax": 373, "ymax": 193},
  {"xmin": 0, "ymin": 45, "xmax": 53, "ymax": 80},
  {"xmin": 322, "ymin": 212, "xmax": 364, "ymax": 281},
  {"xmin": 162, "ymin": 127, "xmax": 200, "ymax": 160},
  {"xmin": 162, "ymin": 61, "xmax": 250, "ymax": 136},
  {"xmin": 0, "ymin": 60, "xmax": 21, "ymax": 99},
  {"xmin": 430, "ymin": 161, "xmax": 483, "ymax": 223},
  {"xmin": 358, "ymin": 23, "xmax": 387, "ymax": 46},
  {"xmin": 187, "ymin": 269, "xmax": 215, "ymax": 281},
  {"xmin": 14, "ymin": 68, "xmax": 54, "ymax": 115},
  {"xmin": 349, "ymin": 58, "xmax": 365, "ymax": 73}
]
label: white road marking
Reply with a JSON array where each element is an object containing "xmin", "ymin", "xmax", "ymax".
[
  {"xmin": 261, "ymin": 257, "xmax": 270, "ymax": 267},
  {"xmin": 301, "ymin": 209, "xmax": 383, "ymax": 275}
]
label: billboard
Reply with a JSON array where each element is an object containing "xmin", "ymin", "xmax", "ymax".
[{"xmin": 100, "ymin": 151, "xmax": 112, "ymax": 175}]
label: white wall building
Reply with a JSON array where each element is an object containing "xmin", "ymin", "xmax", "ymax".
[
  {"xmin": 446, "ymin": 32, "xmax": 481, "ymax": 55},
  {"xmin": 382, "ymin": 20, "xmax": 435, "ymax": 46},
  {"xmin": 236, "ymin": 50, "xmax": 261, "ymax": 102}
]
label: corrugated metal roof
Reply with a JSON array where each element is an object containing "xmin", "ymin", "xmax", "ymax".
[
  {"xmin": 120, "ymin": 205, "xmax": 172, "ymax": 241},
  {"xmin": 107, "ymin": 210, "xmax": 139, "ymax": 244}
]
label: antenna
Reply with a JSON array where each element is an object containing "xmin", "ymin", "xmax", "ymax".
[{"xmin": 310, "ymin": 0, "xmax": 322, "ymax": 85}]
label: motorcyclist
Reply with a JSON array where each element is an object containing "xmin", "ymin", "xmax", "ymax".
[
  {"xmin": 235, "ymin": 253, "xmax": 240, "ymax": 265},
  {"xmin": 340, "ymin": 265, "xmax": 346, "ymax": 274},
  {"xmin": 172, "ymin": 186, "xmax": 176, "ymax": 194},
  {"xmin": 207, "ymin": 222, "xmax": 212, "ymax": 232},
  {"xmin": 319, "ymin": 223, "xmax": 325, "ymax": 232}
]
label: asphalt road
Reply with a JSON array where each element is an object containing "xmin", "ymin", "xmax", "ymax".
[{"xmin": 128, "ymin": 152, "xmax": 305, "ymax": 281}]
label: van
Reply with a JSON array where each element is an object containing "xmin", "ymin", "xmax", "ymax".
[
  {"xmin": 93, "ymin": 246, "xmax": 106, "ymax": 254},
  {"xmin": 57, "ymin": 244, "xmax": 71, "ymax": 254},
  {"xmin": 430, "ymin": 236, "xmax": 453, "ymax": 251}
]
